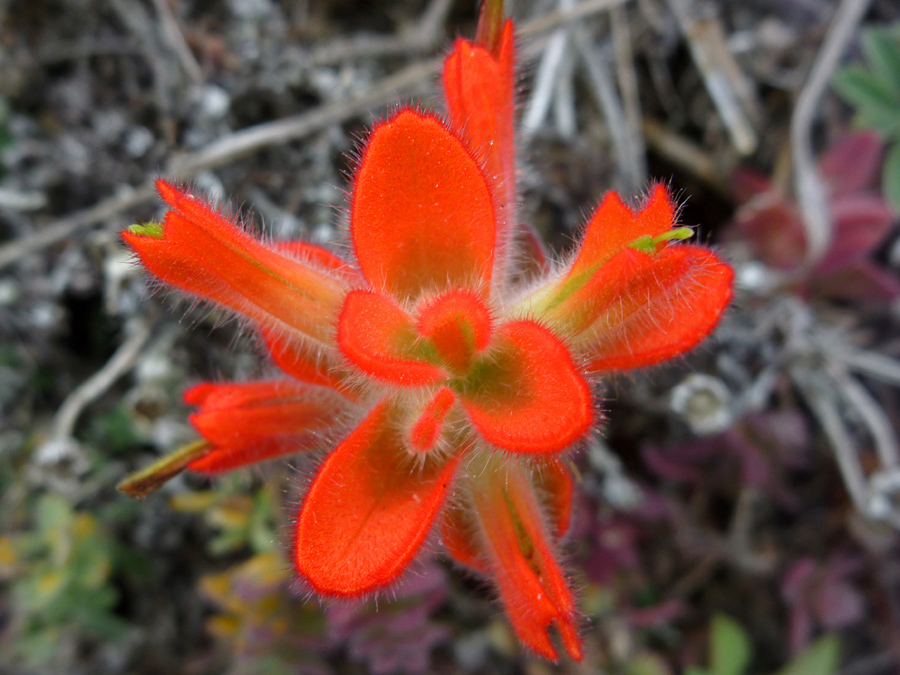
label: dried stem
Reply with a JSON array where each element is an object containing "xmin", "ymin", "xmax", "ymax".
[{"xmin": 790, "ymin": 0, "xmax": 873, "ymax": 267}]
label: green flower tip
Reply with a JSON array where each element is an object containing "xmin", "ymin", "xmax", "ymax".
[
  {"xmin": 629, "ymin": 227, "xmax": 694, "ymax": 253},
  {"xmin": 128, "ymin": 220, "xmax": 164, "ymax": 239}
]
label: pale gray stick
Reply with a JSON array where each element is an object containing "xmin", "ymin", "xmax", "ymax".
[{"xmin": 791, "ymin": 0, "xmax": 873, "ymax": 267}]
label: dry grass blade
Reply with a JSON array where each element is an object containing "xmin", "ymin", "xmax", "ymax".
[
  {"xmin": 665, "ymin": 0, "xmax": 758, "ymax": 155},
  {"xmin": 791, "ymin": 0, "xmax": 873, "ymax": 268}
]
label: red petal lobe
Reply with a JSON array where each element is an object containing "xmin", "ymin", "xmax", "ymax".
[
  {"xmin": 185, "ymin": 381, "xmax": 343, "ymax": 473},
  {"xmin": 568, "ymin": 184, "xmax": 675, "ymax": 281},
  {"xmin": 461, "ymin": 321, "xmax": 592, "ymax": 453},
  {"xmin": 294, "ymin": 403, "xmax": 460, "ymax": 596},
  {"xmin": 470, "ymin": 461, "xmax": 582, "ymax": 662},
  {"xmin": 444, "ymin": 21, "xmax": 516, "ymax": 237},
  {"xmin": 351, "ymin": 110, "xmax": 495, "ymax": 301},
  {"xmin": 124, "ymin": 181, "xmax": 346, "ymax": 347},
  {"xmin": 410, "ymin": 387, "xmax": 457, "ymax": 452},
  {"xmin": 417, "ymin": 289, "xmax": 493, "ymax": 374},
  {"xmin": 337, "ymin": 290, "xmax": 446, "ymax": 386},
  {"xmin": 582, "ymin": 246, "xmax": 734, "ymax": 371}
]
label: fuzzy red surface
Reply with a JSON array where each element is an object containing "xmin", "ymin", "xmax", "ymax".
[
  {"xmin": 124, "ymin": 181, "xmax": 342, "ymax": 344},
  {"xmin": 261, "ymin": 327, "xmax": 343, "ymax": 390},
  {"xmin": 184, "ymin": 381, "xmax": 339, "ymax": 473},
  {"xmin": 443, "ymin": 20, "xmax": 516, "ymax": 236},
  {"xmin": 294, "ymin": 403, "xmax": 460, "ymax": 596},
  {"xmin": 337, "ymin": 290, "xmax": 446, "ymax": 386},
  {"xmin": 461, "ymin": 321, "xmax": 592, "ymax": 454},
  {"xmin": 350, "ymin": 110, "xmax": 496, "ymax": 301},
  {"xmin": 568, "ymin": 184, "xmax": 675, "ymax": 280},
  {"xmin": 535, "ymin": 458, "xmax": 575, "ymax": 538},
  {"xmin": 580, "ymin": 246, "xmax": 734, "ymax": 372},
  {"xmin": 440, "ymin": 506, "xmax": 489, "ymax": 574},
  {"xmin": 416, "ymin": 289, "xmax": 493, "ymax": 374},
  {"xmin": 410, "ymin": 387, "xmax": 457, "ymax": 452},
  {"xmin": 471, "ymin": 464, "xmax": 582, "ymax": 662}
]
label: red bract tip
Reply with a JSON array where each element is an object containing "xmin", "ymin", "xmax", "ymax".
[
  {"xmin": 351, "ymin": 110, "xmax": 496, "ymax": 302},
  {"xmin": 462, "ymin": 321, "xmax": 593, "ymax": 454},
  {"xmin": 294, "ymin": 403, "xmax": 460, "ymax": 596},
  {"xmin": 579, "ymin": 246, "xmax": 734, "ymax": 372},
  {"xmin": 124, "ymin": 181, "xmax": 347, "ymax": 350},
  {"xmin": 184, "ymin": 381, "xmax": 344, "ymax": 474},
  {"xmin": 410, "ymin": 387, "xmax": 457, "ymax": 452},
  {"xmin": 535, "ymin": 458, "xmax": 576, "ymax": 538},
  {"xmin": 337, "ymin": 290, "xmax": 446, "ymax": 386},
  {"xmin": 569, "ymin": 183, "xmax": 675, "ymax": 281},
  {"xmin": 444, "ymin": 20, "xmax": 516, "ymax": 247},
  {"xmin": 417, "ymin": 290, "xmax": 493, "ymax": 374},
  {"xmin": 470, "ymin": 462, "xmax": 582, "ymax": 662}
]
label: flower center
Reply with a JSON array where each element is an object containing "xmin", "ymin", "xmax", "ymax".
[{"xmin": 417, "ymin": 290, "xmax": 493, "ymax": 375}]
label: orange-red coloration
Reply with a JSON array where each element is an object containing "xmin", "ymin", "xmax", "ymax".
[
  {"xmin": 124, "ymin": 181, "xmax": 345, "ymax": 347},
  {"xmin": 535, "ymin": 458, "xmax": 575, "ymax": 538},
  {"xmin": 417, "ymin": 289, "xmax": 493, "ymax": 373},
  {"xmin": 470, "ymin": 462, "xmax": 582, "ymax": 662},
  {"xmin": 294, "ymin": 403, "xmax": 460, "ymax": 596},
  {"xmin": 462, "ymin": 321, "xmax": 593, "ymax": 454},
  {"xmin": 444, "ymin": 21, "xmax": 516, "ymax": 238},
  {"xmin": 568, "ymin": 184, "xmax": 674, "ymax": 281},
  {"xmin": 410, "ymin": 387, "xmax": 457, "ymax": 452},
  {"xmin": 122, "ymin": 3, "xmax": 733, "ymax": 664},
  {"xmin": 578, "ymin": 247, "xmax": 734, "ymax": 371},
  {"xmin": 440, "ymin": 507, "xmax": 489, "ymax": 574},
  {"xmin": 350, "ymin": 110, "xmax": 496, "ymax": 301},
  {"xmin": 184, "ymin": 382, "xmax": 342, "ymax": 473},
  {"xmin": 337, "ymin": 290, "xmax": 446, "ymax": 386}
]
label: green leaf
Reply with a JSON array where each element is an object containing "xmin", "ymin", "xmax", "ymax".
[
  {"xmin": 882, "ymin": 143, "xmax": 900, "ymax": 214},
  {"xmin": 777, "ymin": 635, "xmax": 841, "ymax": 675},
  {"xmin": 34, "ymin": 494, "xmax": 72, "ymax": 540},
  {"xmin": 626, "ymin": 653, "xmax": 673, "ymax": 675},
  {"xmin": 710, "ymin": 614, "xmax": 752, "ymax": 675},
  {"xmin": 862, "ymin": 29, "xmax": 900, "ymax": 94},
  {"xmin": 833, "ymin": 67, "xmax": 900, "ymax": 136}
]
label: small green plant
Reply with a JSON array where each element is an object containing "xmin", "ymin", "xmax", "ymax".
[
  {"xmin": 168, "ymin": 483, "xmax": 277, "ymax": 556},
  {"xmin": 686, "ymin": 614, "xmax": 841, "ymax": 675},
  {"xmin": 833, "ymin": 24, "xmax": 900, "ymax": 211},
  {"xmin": 0, "ymin": 493, "xmax": 130, "ymax": 668}
]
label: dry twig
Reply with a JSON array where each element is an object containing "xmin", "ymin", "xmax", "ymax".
[
  {"xmin": 665, "ymin": 0, "xmax": 759, "ymax": 155},
  {"xmin": 40, "ymin": 319, "xmax": 153, "ymax": 459},
  {"xmin": 791, "ymin": 0, "xmax": 873, "ymax": 267}
]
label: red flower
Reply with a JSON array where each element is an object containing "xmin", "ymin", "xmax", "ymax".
[{"xmin": 120, "ymin": 7, "xmax": 732, "ymax": 663}]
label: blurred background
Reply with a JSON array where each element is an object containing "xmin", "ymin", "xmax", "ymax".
[{"xmin": 1, "ymin": 0, "xmax": 900, "ymax": 673}]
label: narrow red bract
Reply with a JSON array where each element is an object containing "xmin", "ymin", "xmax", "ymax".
[{"xmin": 122, "ymin": 4, "xmax": 733, "ymax": 664}]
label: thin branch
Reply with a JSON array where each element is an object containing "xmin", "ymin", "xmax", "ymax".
[
  {"xmin": 643, "ymin": 117, "xmax": 727, "ymax": 193},
  {"xmin": 48, "ymin": 319, "xmax": 153, "ymax": 444},
  {"xmin": 518, "ymin": 0, "xmax": 630, "ymax": 39},
  {"xmin": 790, "ymin": 0, "xmax": 873, "ymax": 267},
  {"xmin": 611, "ymin": 5, "xmax": 647, "ymax": 183},
  {"xmin": 791, "ymin": 365, "xmax": 870, "ymax": 513},
  {"xmin": 150, "ymin": 0, "xmax": 204, "ymax": 85},
  {"xmin": 308, "ymin": 0, "xmax": 453, "ymax": 66},
  {"xmin": 831, "ymin": 365, "xmax": 900, "ymax": 470},
  {"xmin": 523, "ymin": 1, "xmax": 574, "ymax": 134},
  {"xmin": 576, "ymin": 26, "xmax": 642, "ymax": 191},
  {"xmin": 836, "ymin": 349, "xmax": 900, "ymax": 389},
  {"xmin": 665, "ymin": 0, "xmax": 758, "ymax": 154}
]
